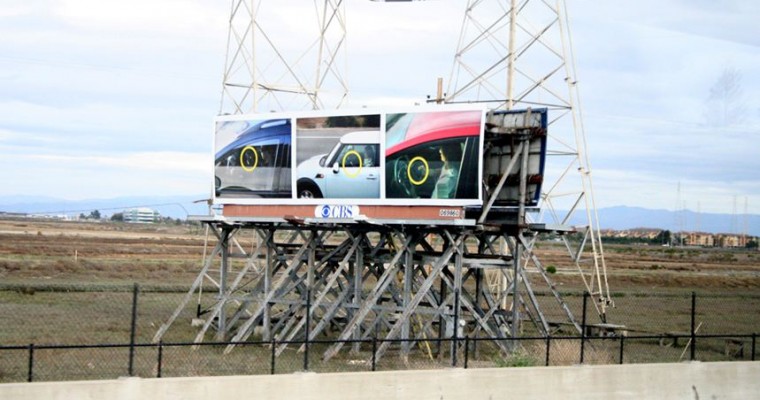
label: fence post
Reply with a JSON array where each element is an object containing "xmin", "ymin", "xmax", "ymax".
[
  {"xmin": 27, "ymin": 343, "xmax": 34, "ymax": 383},
  {"xmin": 304, "ymin": 288, "xmax": 311, "ymax": 371},
  {"xmin": 580, "ymin": 291, "xmax": 588, "ymax": 364},
  {"xmin": 129, "ymin": 283, "xmax": 139, "ymax": 376},
  {"xmin": 371, "ymin": 336, "xmax": 377, "ymax": 372},
  {"xmin": 690, "ymin": 291, "xmax": 696, "ymax": 361},
  {"xmin": 156, "ymin": 341, "xmax": 163, "ymax": 378},
  {"xmin": 270, "ymin": 338, "xmax": 276, "ymax": 375},
  {"xmin": 545, "ymin": 336, "xmax": 551, "ymax": 366},
  {"xmin": 752, "ymin": 333, "xmax": 756, "ymax": 362},
  {"xmin": 464, "ymin": 336, "xmax": 470, "ymax": 369},
  {"xmin": 618, "ymin": 336, "xmax": 625, "ymax": 364}
]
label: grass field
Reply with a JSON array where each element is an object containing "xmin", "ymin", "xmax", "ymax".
[{"xmin": 1, "ymin": 217, "xmax": 758, "ymax": 382}]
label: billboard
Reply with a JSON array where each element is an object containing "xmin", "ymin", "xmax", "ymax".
[{"xmin": 213, "ymin": 106, "xmax": 486, "ymax": 208}]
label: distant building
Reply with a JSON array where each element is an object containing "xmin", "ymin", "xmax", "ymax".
[
  {"xmin": 123, "ymin": 208, "xmax": 160, "ymax": 223},
  {"xmin": 715, "ymin": 234, "xmax": 748, "ymax": 248},
  {"xmin": 684, "ymin": 232, "xmax": 715, "ymax": 247}
]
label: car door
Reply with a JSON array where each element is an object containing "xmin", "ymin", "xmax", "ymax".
[
  {"xmin": 217, "ymin": 139, "xmax": 278, "ymax": 195},
  {"xmin": 322, "ymin": 143, "xmax": 380, "ymax": 198}
]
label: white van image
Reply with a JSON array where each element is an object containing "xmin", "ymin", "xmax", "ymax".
[{"xmin": 296, "ymin": 131, "xmax": 380, "ymax": 199}]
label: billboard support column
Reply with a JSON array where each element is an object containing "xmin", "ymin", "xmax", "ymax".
[
  {"xmin": 452, "ymin": 234, "xmax": 464, "ymax": 366},
  {"xmin": 351, "ymin": 236, "xmax": 364, "ymax": 353},
  {"xmin": 401, "ymin": 234, "xmax": 415, "ymax": 358},
  {"xmin": 263, "ymin": 228, "xmax": 275, "ymax": 341},
  {"xmin": 373, "ymin": 233, "xmax": 462, "ymax": 362},
  {"xmin": 216, "ymin": 227, "xmax": 232, "ymax": 341},
  {"xmin": 510, "ymin": 234, "xmax": 520, "ymax": 346}
]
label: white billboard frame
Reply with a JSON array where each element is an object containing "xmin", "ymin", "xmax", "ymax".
[{"xmin": 212, "ymin": 104, "xmax": 486, "ymax": 207}]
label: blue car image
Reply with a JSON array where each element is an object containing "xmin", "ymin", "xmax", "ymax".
[{"xmin": 215, "ymin": 119, "xmax": 292, "ymax": 198}]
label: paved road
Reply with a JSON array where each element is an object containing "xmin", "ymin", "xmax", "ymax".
[
  {"xmin": 296, "ymin": 129, "xmax": 343, "ymax": 165},
  {"xmin": 295, "ymin": 128, "xmax": 375, "ymax": 165}
]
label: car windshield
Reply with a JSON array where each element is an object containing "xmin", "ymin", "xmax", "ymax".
[{"xmin": 386, "ymin": 137, "xmax": 472, "ymax": 199}]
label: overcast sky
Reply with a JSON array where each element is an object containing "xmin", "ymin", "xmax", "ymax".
[{"xmin": 1, "ymin": 0, "xmax": 758, "ymax": 215}]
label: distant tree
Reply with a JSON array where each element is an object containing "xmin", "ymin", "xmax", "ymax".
[
  {"xmin": 363, "ymin": 114, "xmax": 381, "ymax": 127},
  {"xmin": 325, "ymin": 115, "xmax": 356, "ymax": 128},
  {"xmin": 651, "ymin": 230, "xmax": 672, "ymax": 245},
  {"xmin": 79, "ymin": 213, "xmax": 87, "ymax": 220},
  {"xmin": 111, "ymin": 212, "xmax": 124, "ymax": 222},
  {"xmin": 747, "ymin": 239, "xmax": 758, "ymax": 249},
  {"xmin": 89, "ymin": 210, "xmax": 101, "ymax": 220}
]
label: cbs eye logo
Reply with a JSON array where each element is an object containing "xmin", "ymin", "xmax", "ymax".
[{"xmin": 320, "ymin": 205, "xmax": 331, "ymax": 218}]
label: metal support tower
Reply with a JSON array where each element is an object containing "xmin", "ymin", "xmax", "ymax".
[
  {"xmin": 447, "ymin": 0, "xmax": 612, "ymax": 318},
  {"xmin": 219, "ymin": 0, "xmax": 349, "ymax": 114}
]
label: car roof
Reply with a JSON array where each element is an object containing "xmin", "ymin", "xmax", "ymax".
[
  {"xmin": 216, "ymin": 119, "xmax": 291, "ymax": 158},
  {"xmin": 386, "ymin": 111, "xmax": 481, "ymax": 156},
  {"xmin": 235, "ymin": 119, "xmax": 291, "ymax": 142},
  {"xmin": 339, "ymin": 130, "xmax": 380, "ymax": 145}
]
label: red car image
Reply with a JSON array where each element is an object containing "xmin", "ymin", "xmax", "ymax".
[{"xmin": 385, "ymin": 110, "xmax": 482, "ymax": 200}]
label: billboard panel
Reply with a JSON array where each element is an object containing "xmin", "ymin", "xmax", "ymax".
[
  {"xmin": 214, "ymin": 118, "xmax": 292, "ymax": 199},
  {"xmin": 385, "ymin": 110, "xmax": 482, "ymax": 201},
  {"xmin": 296, "ymin": 114, "xmax": 381, "ymax": 199},
  {"xmin": 213, "ymin": 106, "xmax": 486, "ymax": 209}
]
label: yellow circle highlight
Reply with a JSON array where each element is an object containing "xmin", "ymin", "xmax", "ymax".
[
  {"xmin": 407, "ymin": 156, "xmax": 429, "ymax": 186},
  {"xmin": 240, "ymin": 146, "xmax": 259, "ymax": 172},
  {"xmin": 341, "ymin": 150, "xmax": 363, "ymax": 178}
]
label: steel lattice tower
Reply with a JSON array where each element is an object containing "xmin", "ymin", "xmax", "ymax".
[
  {"xmin": 219, "ymin": 0, "xmax": 349, "ymax": 114},
  {"xmin": 155, "ymin": 0, "xmax": 615, "ymax": 364},
  {"xmin": 447, "ymin": 0, "xmax": 612, "ymax": 316}
]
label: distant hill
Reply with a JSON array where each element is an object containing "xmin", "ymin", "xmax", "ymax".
[
  {"xmin": 0, "ymin": 197, "xmax": 757, "ymax": 236},
  {"xmin": 563, "ymin": 206, "xmax": 759, "ymax": 236}
]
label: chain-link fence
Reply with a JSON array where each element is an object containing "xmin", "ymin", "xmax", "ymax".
[{"xmin": 1, "ymin": 285, "xmax": 758, "ymax": 383}]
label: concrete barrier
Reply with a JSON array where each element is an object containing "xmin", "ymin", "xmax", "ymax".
[{"xmin": 2, "ymin": 361, "xmax": 758, "ymax": 400}]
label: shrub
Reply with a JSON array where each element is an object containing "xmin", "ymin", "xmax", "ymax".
[
  {"xmin": 493, "ymin": 349, "xmax": 538, "ymax": 367},
  {"xmin": 546, "ymin": 265, "xmax": 557, "ymax": 274}
]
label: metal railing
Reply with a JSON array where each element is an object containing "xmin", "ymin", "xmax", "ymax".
[
  {"xmin": 2, "ymin": 287, "xmax": 758, "ymax": 383},
  {"xmin": 1, "ymin": 332, "xmax": 757, "ymax": 383}
]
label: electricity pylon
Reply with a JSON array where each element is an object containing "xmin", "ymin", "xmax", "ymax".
[
  {"xmin": 219, "ymin": 0, "xmax": 348, "ymax": 114},
  {"xmin": 447, "ymin": 0, "xmax": 612, "ymax": 318}
]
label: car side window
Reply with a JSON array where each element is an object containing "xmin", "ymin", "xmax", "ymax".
[
  {"xmin": 332, "ymin": 144, "xmax": 365, "ymax": 168},
  {"xmin": 277, "ymin": 143, "xmax": 291, "ymax": 168},
  {"xmin": 257, "ymin": 144, "xmax": 277, "ymax": 167},
  {"xmin": 386, "ymin": 137, "xmax": 470, "ymax": 199},
  {"xmin": 362, "ymin": 144, "xmax": 379, "ymax": 167}
]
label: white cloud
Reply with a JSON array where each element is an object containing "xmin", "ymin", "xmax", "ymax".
[
  {"xmin": 0, "ymin": 1, "xmax": 757, "ymax": 214},
  {"xmin": 54, "ymin": 0, "xmax": 224, "ymax": 37},
  {"xmin": 0, "ymin": 149, "xmax": 210, "ymax": 199}
]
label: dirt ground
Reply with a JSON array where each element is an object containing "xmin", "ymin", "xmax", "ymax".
[
  {"xmin": 0, "ymin": 218, "xmax": 206, "ymax": 287},
  {"xmin": 1, "ymin": 217, "xmax": 758, "ymax": 293},
  {"xmin": 1, "ymin": 217, "xmax": 758, "ymax": 379}
]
